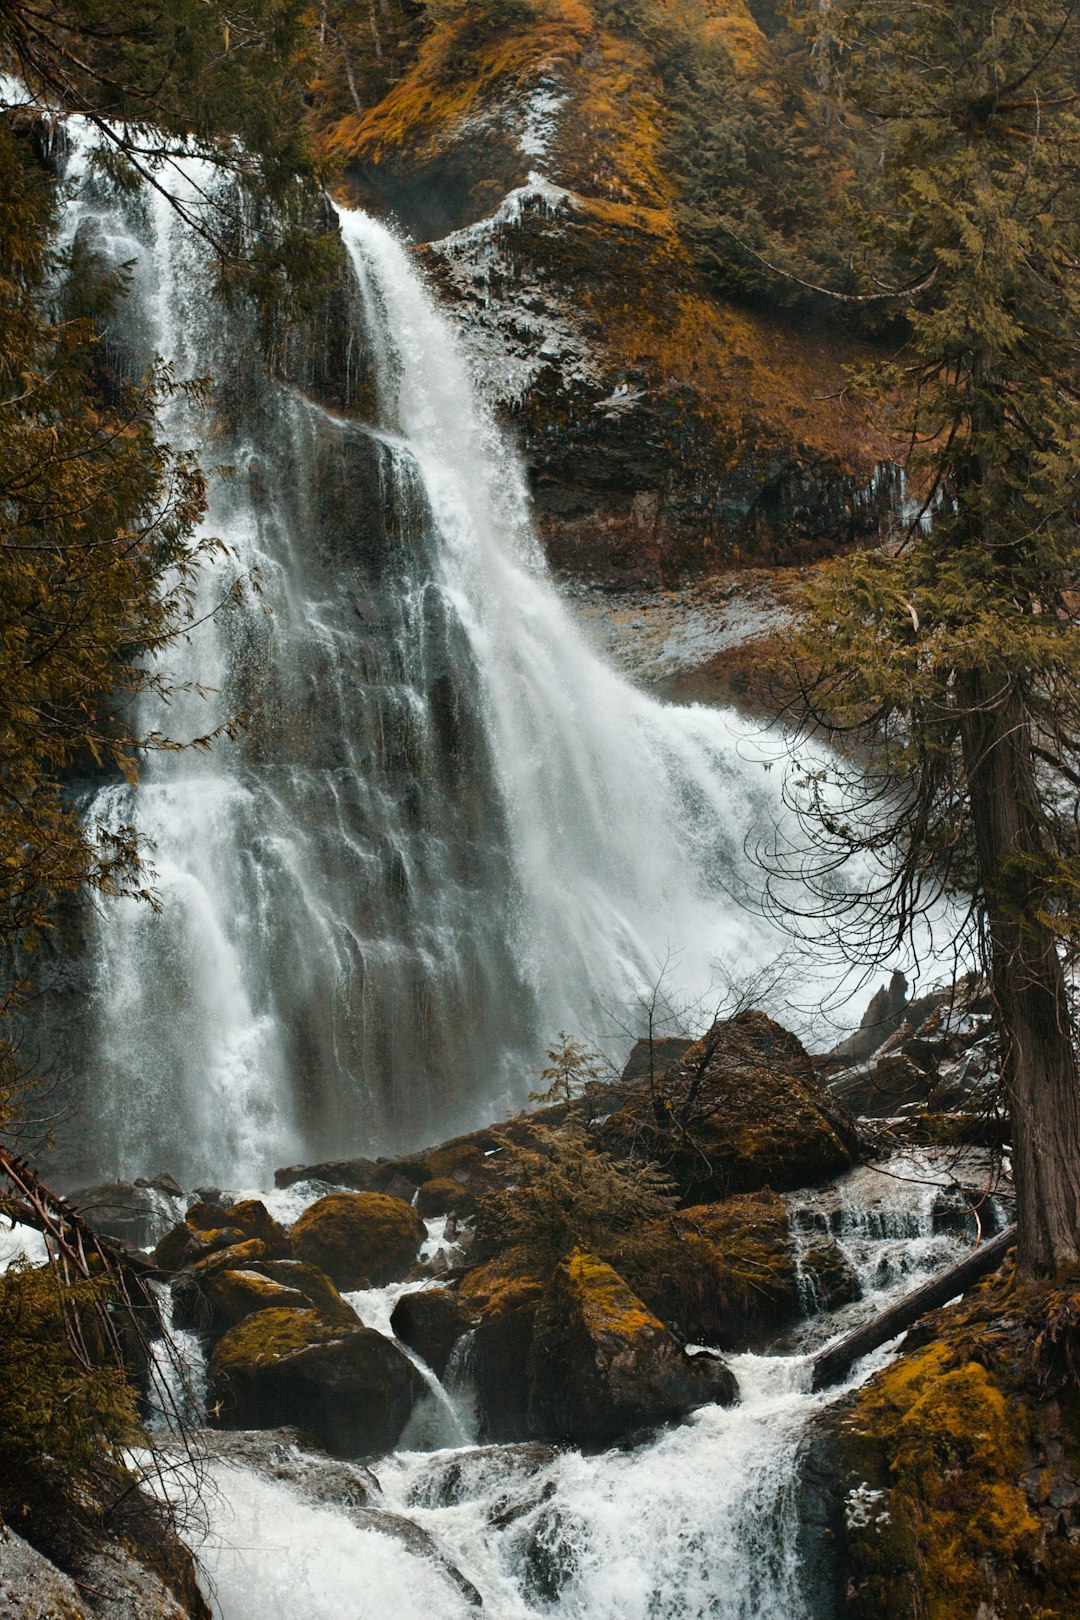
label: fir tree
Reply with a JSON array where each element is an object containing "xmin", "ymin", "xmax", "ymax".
[{"xmin": 778, "ymin": 0, "xmax": 1080, "ymax": 1273}]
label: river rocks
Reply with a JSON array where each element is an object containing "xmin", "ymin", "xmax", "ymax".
[
  {"xmin": 256, "ymin": 1259, "xmax": 361, "ymax": 1328},
  {"xmin": 67, "ymin": 1181, "xmax": 181, "ymax": 1248},
  {"xmin": 818, "ymin": 1272, "xmax": 1080, "ymax": 1618},
  {"xmin": 172, "ymin": 1267, "xmax": 310, "ymax": 1339},
  {"xmin": 290, "ymin": 1192, "xmax": 425, "ymax": 1288},
  {"xmin": 215, "ymin": 1200, "xmax": 292, "ymax": 1258},
  {"xmin": 598, "ymin": 1010, "xmax": 860, "ymax": 1202},
  {"xmin": 527, "ymin": 1250, "xmax": 736, "ymax": 1446},
  {"xmin": 459, "ymin": 1254, "xmax": 546, "ymax": 1441},
  {"xmin": 620, "ymin": 1190, "xmax": 801, "ymax": 1351},
  {"xmin": 390, "ymin": 1286, "xmax": 471, "ymax": 1377},
  {"xmin": 208, "ymin": 1307, "xmax": 426, "ymax": 1456}
]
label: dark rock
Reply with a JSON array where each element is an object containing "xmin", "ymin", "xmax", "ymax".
[
  {"xmin": 172, "ymin": 1267, "xmax": 309, "ymax": 1340},
  {"xmin": 619, "ymin": 1190, "xmax": 801, "ymax": 1350},
  {"xmin": 274, "ymin": 1157, "xmax": 388, "ymax": 1192},
  {"xmin": 208, "ymin": 1308, "xmax": 427, "ymax": 1457},
  {"xmin": 416, "ymin": 1177, "xmax": 477, "ymax": 1220},
  {"xmin": 390, "ymin": 1286, "xmax": 471, "ymax": 1377},
  {"xmin": 255, "ymin": 1259, "xmax": 361, "ymax": 1328},
  {"xmin": 458, "ymin": 1256, "xmax": 545, "ymax": 1442},
  {"xmin": 801, "ymin": 1241, "xmax": 862, "ymax": 1313},
  {"xmin": 185, "ymin": 1200, "xmax": 230, "ymax": 1232},
  {"xmin": 826, "ymin": 971, "xmax": 909, "ymax": 1065},
  {"xmin": 67, "ymin": 1180, "xmax": 180, "ymax": 1248},
  {"xmin": 135, "ymin": 1171, "xmax": 184, "ymax": 1200},
  {"xmin": 526, "ymin": 1250, "xmax": 737, "ymax": 1446},
  {"xmin": 290, "ymin": 1192, "xmax": 425, "ymax": 1290},
  {"xmin": 218, "ymin": 1199, "xmax": 292, "ymax": 1259},
  {"xmin": 192, "ymin": 1186, "xmax": 224, "ymax": 1205},
  {"xmin": 598, "ymin": 1010, "xmax": 860, "ymax": 1202}
]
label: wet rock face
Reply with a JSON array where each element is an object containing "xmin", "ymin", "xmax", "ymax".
[
  {"xmin": 66, "ymin": 1180, "xmax": 181, "ymax": 1248},
  {"xmin": 391, "ymin": 1286, "xmax": 471, "ymax": 1378},
  {"xmin": 599, "ymin": 1009, "xmax": 861, "ymax": 1203},
  {"xmin": 208, "ymin": 1307, "xmax": 426, "ymax": 1457},
  {"xmin": 526, "ymin": 1250, "xmax": 736, "ymax": 1445},
  {"xmin": 289, "ymin": 1191, "xmax": 426, "ymax": 1289}
]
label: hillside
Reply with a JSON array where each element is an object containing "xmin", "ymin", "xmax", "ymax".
[{"xmin": 309, "ymin": 0, "xmax": 899, "ymax": 587}]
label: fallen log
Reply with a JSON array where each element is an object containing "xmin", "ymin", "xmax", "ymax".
[{"xmin": 810, "ymin": 1221, "xmax": 1017, "ymax": 1392}]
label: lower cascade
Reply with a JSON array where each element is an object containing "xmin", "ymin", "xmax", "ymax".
[
  {"xmin": 144, "ymin": 1152, "xmax": 988, "ymax": 1620},
  {"xmin": 43, "ymin": 135, "xmax": 846, "ymax": 1190}
]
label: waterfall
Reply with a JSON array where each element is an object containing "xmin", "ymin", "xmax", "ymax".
[{"xmin": 46, "ymin": 140, "xmax": 840, "ymax": 1188}]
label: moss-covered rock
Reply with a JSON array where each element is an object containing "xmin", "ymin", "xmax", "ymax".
[
  {"xmin": 827, "ymin": 1273, "xmax": 1080, "ymax": 1618},
  {"xmin": 390, "ymin": 1286, "xmax": 471, "ymax": 1377},
  {"xmin": 619, "ymin": 1190, "xmax": 801, "ymax": 1350},
  {"xmin": 207, "ymin": 1307, "xmax": 426, "ymax": 1457},
  {"xmin": 290, "ymin": 1192, "xmax": 425, "ymax": 1289},
  {"xmin": 172, "ymin": 1267, "xmax": 309, "ymax": 1340},
  {"xmin": 598, "ymin": 1010, "xmax": 860, "ymax": 1202},
  {"xmin": 458, "ymin": 1252, "xmax": 546, "ymax": 1441},
  {"xmin": 217, "ymin": 1200, "xmax": 293, "ymax": 1259},
  {"xmin": 416, "ymin": 1176, "xmax": 478, "ymax": 1220},
  {"xmin": 255, "ymin": 1259, "xmax": 360, "ymax": 1329},
  {"xmin": 527, "ymin": 1249, "xmax": 736, "ymax": 1445}
]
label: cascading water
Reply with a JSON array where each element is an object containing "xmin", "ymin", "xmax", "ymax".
[
  {"xmin": 41, "ymin": 135, "xmax": 853, "ymax": 1188},
  {"xmin": 150, "ymin": 1153, "xmax": 990, "ymax": 1619}
]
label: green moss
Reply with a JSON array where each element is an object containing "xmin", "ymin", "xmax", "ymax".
[
  {"xmin": 565, "ymin": 1249, "xmax": 663, "ymax": 1341},
  {"xmin": 210, "ymin": 1307, "xmax": 341, "ymax": 1374},
  {"xmin": 290, "ymin": 1191, "xmax": 425, "ymax": 1288},
  {"xmin": 839, "ymin": 1276, "xmax": 1080, "ymax": 1619}
]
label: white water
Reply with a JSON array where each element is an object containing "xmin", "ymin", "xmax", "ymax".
[
  {"xmin": 165, "ymin": 1153, "xmax": 986, "ymax": 1620},
  {"xmin": 31, "ymin": 125, "xmax": 875, "ymax": 1189}
]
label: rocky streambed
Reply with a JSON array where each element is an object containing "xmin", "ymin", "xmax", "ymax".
[{"xmin": 11, "ymin": 992, "xmax": 1067, "ymax": 1619}]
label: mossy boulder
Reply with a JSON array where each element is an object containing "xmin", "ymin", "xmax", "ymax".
[
  {"xmin": 801, "ymin": 1240, "xmax": 861, "ymax": 1313},
  {"xmin": 458, "ymin": 1252, "xmax": 545, "ymax": 1441},
  {"xmin": 416, "ymin": 1177, "xmax": 477, "ymax": 1220},
  {"xmin": 151, "ymin": 1221, "xmax": 251, "ymax": 1273},
  {"xmin": 255, "ymin": 1259, "xmax": 360, "ymax": 1329},
  {"xmin": 598, "ymin": 1010, "xmax": 860, "ymax": 1202},
  {"xmin": 619, "ymin": 1191, "xmax": 801, "ymax": 1351},
  {"xmin": 290, "ymin": 1193, "xmax": 425, "ymax": 1289},
  {"xmin": 207, "ymin": 1307, "xmax": 426, "ymax": 1457},
  {"xmin": 217, "ymin": 1200, "xmax": 292, "ymax": 1259},
  {"xmin": 390, "ymin": 1286, "xmax": 471, "ymax": 1378},
  {"xmin": 172, "ymin": 1267, "xmax": 309, "ymax": 1340},
  {"xmin": 821, "ymin": 1273, "xmax": 1080, "ymax": 1618},
  {"xmin": 527, "ymin": 1250, "xmax": 736, "ymax": 1446}
]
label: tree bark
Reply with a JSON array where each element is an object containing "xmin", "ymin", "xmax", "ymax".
[{"xmin": 960, "ymin": 676, "xmax": 1080, "ymax": 1274}]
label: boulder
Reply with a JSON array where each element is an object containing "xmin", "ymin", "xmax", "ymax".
[
  {"xmin": 151, "ymin": 1222, "xmax": 251, "ymax": 1273},
  {"xmin": 416, "ymin": 1177, "xmax": 477, "ymax": 1220},
  {"xmin": 527, "ymin": 1250, "xmax": 737, "ymax": 1446},
  {"xmin": 255, "ymin": 1259, "xmax": 361, "ymax": 1328},
  {"xmin": 598, "ymin": 1010, "xmax": 860, "ymax": 1202},
  {"xmin": 67, "ymin": 1180, "xmax": 180, "ymax": 1248},
  {"xmin": 800, "ymin": 1241, "xmax": 861, "ymax": 1313},
  {"xmin": 172, "ymin": 1267, "xmax": 310, "ymax": 1340},
  {"xmin": 217, "ymin": 1200, "xmax": 292, "ymax": 1258},
  {"xmin": 619, "ymin": 1191, "xmax": 801, "ymax": 1351},
  {"xmin": 290, "ymin": 1192, "xmax": 425, "ymax": 1289},
  {"xmin": 458, "ymin": 1254, "xmax": 545, "ymax": 1441},
  {"xmin": 208, "ymin": 1307, "xmax": 426, "ymax": 1456},
  {"xmin": 390, "ymin": 1286, "xmax": 471, "ymax": 1377}
]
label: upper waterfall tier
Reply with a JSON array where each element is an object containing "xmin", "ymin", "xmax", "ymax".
[{"xmin": 43, "ymin": 140, "xmax": 852, "ymax": 1186}]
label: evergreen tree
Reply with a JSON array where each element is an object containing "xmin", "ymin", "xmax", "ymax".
[{"xmin": 779, "ymin": 0, "xmax": 1080, "ymax": 1273}]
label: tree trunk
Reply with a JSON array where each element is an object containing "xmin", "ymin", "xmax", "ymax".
[{"xmin": 960, "ymin": 677, "xmax": 1080, "ymax": 1274}]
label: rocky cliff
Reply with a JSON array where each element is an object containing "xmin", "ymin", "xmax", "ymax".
[{"xmin": 310, "ymin": 0, "xmax": 899, "ymax": 587}]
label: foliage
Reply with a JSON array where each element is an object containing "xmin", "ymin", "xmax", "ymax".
[
  {"xmin": 0, "ymin": 1259, "xmax": 142, "ymax": 1504},
  {"xmin": 773, "ymin": 0, "xmax": 1080, "ymax": 1270},
  {"xmin": 529, "ymin": 1031, "xmax": 607, "ymax": 1107},
  {"xmin": 476, "ymin": 1124, "xmax": 677, "ymax": 1275},
  {"xmin": 0, "ymin": 0, "xmax": 335, "ymax": 297}
]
